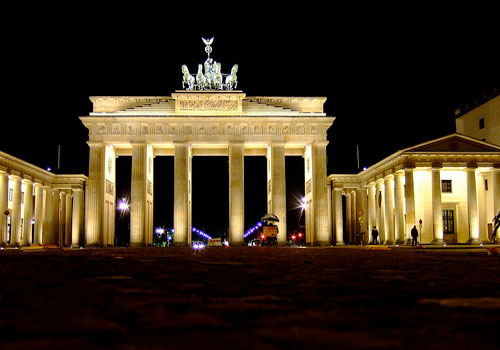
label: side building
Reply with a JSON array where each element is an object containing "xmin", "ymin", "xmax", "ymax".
[
  {"xmin": 329, "ymin": 134, "xmax": 500, "ymax": 245},
  {"xmin": 455, "ymin": 93, "xmax": 500, "ymax": 146},
  {"xmin": 0, "ymin": 151, "xmax": 86, "ymax": 247}
]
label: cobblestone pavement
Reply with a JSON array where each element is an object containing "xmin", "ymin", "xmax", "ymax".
[{"xmin": 0, "ymin": 246, "xmax": 499, "ymax": 349}]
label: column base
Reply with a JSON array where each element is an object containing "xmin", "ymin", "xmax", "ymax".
[
  {"xmin": 396, "ymin": 239, "xmax": 406, "ymax": 245},
  {"xmin": 335, "ymin": 241, "xmax": 345, "ymax": 246},
  {"xmin": 316, "ymin": 241, "xmax": 331, "ymax": 247},
  {"xmin": 384, "ymin": 240, "xmax": 394, "ymax": 246},
  {"xmin": 431, "ymin": 238, "xmax": 445, "ymax": 245},
  {"xmin": 468, "ymin": 238, "xmax": 481, "ymax": 245}
]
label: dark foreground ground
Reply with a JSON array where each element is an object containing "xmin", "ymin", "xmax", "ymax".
[{"xmin": 0, "ymin": 246, "xmax": 499, "ymax": 349}]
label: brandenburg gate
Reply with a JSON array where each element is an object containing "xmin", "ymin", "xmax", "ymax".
[{"xmin": 80, "ymin": 39, "xmax": 335, "ymax": 246}]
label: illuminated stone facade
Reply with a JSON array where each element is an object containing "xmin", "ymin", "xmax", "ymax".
[
  {"xmin": 329, "ymin": 134, "xmax": 500, "ymax": 245},
  {"xmin": 0, "ymin": 151, "xmax": 86, "ymax": 247},
  {"xmin": 80, "ymin": 91, "xmax": 335, "ymax": 246},
  {"xmin": 456, "ymin": 94, "xmax": 500, "ymax": 146}
]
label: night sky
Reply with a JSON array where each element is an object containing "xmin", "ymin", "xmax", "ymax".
[{"xmin": 3, "ymin": 5, "xmax": 499, "ymax": 238}]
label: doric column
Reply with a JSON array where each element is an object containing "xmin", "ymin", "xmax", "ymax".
[
  {"xmin": 59, "ymin": 192, "xmax": 66, "ymax": 247},
  {"xmin": 327, "ymin": 181, "xmax": 333, "ymax": 243},
  {"xmin": 85, "ymin": 143, "xmax": 104, "ymax": 246},
  {"xmin": 130, "ymin": 143, "xmax": 147, "ymax": 246},
  {"xmin": 431, "ymin": 167, "xmax": 444, "ymax": 244},
  {"xmin": 383, "ymin": 175, "xmax": 395, "ymax": 245},
  {"xmin": 394, "ymin": 172, "xmax": 405, "ymax": 244},
  {"xmin": 10, "ymin": 176, "xmax": 22, "ymax": 246},
  {"xmin": 368, "ymin": 182, "xmax": 376, "ymax": 243},
  {"xmin": 43, "ymin": 187, "xmax": 53, "ymax": 245},
  {"xmin": 312, "ymin": 142, "xmax": 329, "ymax": 245},
  {"xmin": 493, "ymin": 169, "xmax": 500, "ymax": 242},
  {"xmin": 52, "ymin": 190, "xmax": 60, "ymax": 246},
  {"xmin": 404, "ymin": 168, "xmax": 416, "ymax": 243},
  {"xmin": 268, "ymin": 143, "xmax": 286, "ymax": 245},
  {"xmin": 0, "ymin": 172, "xmax": 8, "ymax": 245},
  {"xmin": 22, "ymin": 179, "xmax": 34, "ymax": 246},
  {"xmin": 360, "ymin": 187, "xmax": 368, "ymax": 243},
  {"xmin": 71, "ymin": 188, "xmax": 83, "ymax": 247},
  {"xmin": 345, "ymin": 192, "xmax": 352, "ymax": 244},
  {"xmin": 350, "ymin": 190, "xmax": 357, "ymax": 243},
  {"xmin": 174, "ymin": 142, "xmax": 191, "ymax": 245},
  {"xmin": 65, "ymin": 192, "xmax": 72, "ymax": 246},
  {"xmin": 376, "ymin": 179, "xmax": 385, "ymax": 243},
  {"xmin": 33, "ymin": 184, "xmax": 44, "ymax": 245},
  {"xmin": 334, "ymin": 187, "xmax": 344, "ymax": 245},
  {"xmin": 466, "ymin": 167, "xmax": 480, "ymax": 244},
  {"xmin": 229, "ymin": 142, "xmax": 244, "ymax": 245}
]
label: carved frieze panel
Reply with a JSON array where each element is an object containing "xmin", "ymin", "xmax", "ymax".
[{"xmin": 179, "ymin": 100, "xmax": 238, "ymax": 111}]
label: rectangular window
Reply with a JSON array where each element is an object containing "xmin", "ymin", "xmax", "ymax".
[
  {"xmin": 441, "ymin": 180, "xmax": 452, "ymax": 193},
  {"xmin": 8, "ymin": 188, "xmax": 13, "ymax": 201},
  {"xmin": 485, "ymin": 179, "xmax": 488, "ymax": 191},
  {"xmin": 443, "ymin": 209, "xmax": 455, "ymax": 234},
  {"xmin": 479, "ymin": 117, "xmax": 485, "ymax": 130}
]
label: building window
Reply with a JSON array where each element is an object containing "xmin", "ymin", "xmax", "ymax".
[
  {"xmin": 441, "ymin": 180, "xmax": 452, "ymax": 193},
  {"xmin": 443, "ymin": 209, "xmax": 455, "ymax": 234},
  {"xmin": 8, "ymin": 188, "xmax": 13, "ymax": 201},
  {"xmin": 479, "ymin": 117, "xmax": 485, "ymax": 130},
  {"xmin": 485, "ymin": 179, "xmax": 488, "ymax": 191}
]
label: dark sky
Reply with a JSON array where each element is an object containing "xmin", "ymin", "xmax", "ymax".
[{"xmin": 3, "ymin": 4, "xmax": 499, "ymax": 237}]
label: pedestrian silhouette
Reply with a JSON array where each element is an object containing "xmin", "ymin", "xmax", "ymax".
[
  {"xmin": 411, "ymin": 225, "xmax": 419, "ymax": 247},
  {"xmin": 371, "ymin": 226, "xmax": 379, "ymax": 245}
]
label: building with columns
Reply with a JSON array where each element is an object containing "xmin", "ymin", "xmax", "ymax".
[
  {"xmin": 80, "ymin": 92, "xmax": 335, "ymax": 246},
  {"xmin": 0, "ymin": 151, "xmax": 86, "ymax": 247},
  {"xmin": 329, "ymin": 134, "xmax": 500, "ymax": 245}
]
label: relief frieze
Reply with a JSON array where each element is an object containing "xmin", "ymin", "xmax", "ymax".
[{"xmin": 179, "ymin": 100, "xmax": 238, "ymax": 111}]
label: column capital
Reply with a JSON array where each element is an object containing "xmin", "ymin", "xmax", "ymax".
[
  {"xmin": 312, "ymin": 141, "xmax": 329, "ymax": 148},
  {"xmin": 87, "ymin": 141, "xmax": 104, "ymax": 148},
  {"xmin": 22, "ymin": 178, "xmax": 33, "ymax": 185},
  {"xmin": 384, "ymin": 174, "xmax": 394, "ymax": 180}
]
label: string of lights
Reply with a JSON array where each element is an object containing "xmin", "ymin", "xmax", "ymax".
[{"xmin": 243, "ymin": 221, "xmax": 263, "ymax": 239}]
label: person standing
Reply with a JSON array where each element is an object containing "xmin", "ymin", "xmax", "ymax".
[
  {"xmin": 411, "ymin": 225, "xmax": 419, "ymax": 247},
  {"xmin": 371, "ymin": 226, "xmax": 379, "ymax": 245}
]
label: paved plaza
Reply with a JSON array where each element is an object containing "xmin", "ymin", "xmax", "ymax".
[{"xmin": 0, "ymin": 246, "xmax": 499, "ymax": 349}]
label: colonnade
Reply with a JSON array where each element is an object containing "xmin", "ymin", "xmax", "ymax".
[
  {"xmin": 332, "ymin": 165, "xmax": 500, "ymax": 245},
  {"xmin": 0, "ymin": 170, "xmax": 84, "ymax": 247},
  {"xmin": 85, "ymin": 141, "xmax": 330, "ymax": 246}
]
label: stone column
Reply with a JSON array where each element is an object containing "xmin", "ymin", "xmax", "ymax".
[
  {"xmin": 431, "ymin": 167, "xmax": 444, "ymax": 244},
  {"xmin": 376, "ymin": 179, "xmax": 385, "ymax": 243},
  {"xmin": 11, "ymin": 176, "xmax": 22, "ymax": 246},
  {"xmin": 267, "ymin": 144, "xmax": 287, "ymax": 245},
  {"xmin": 404, "ymin": 169, "xmax": 416, "ymax": 244},
  {"xmin": 466, "ymin": 167, "xmax": 480, "ymax": 244},
  {"xmin": 368, "ymin": 182, "xmax": 376, "ymax": 243},
  {"xmin": 65, "ymin": 192, "xmax": 72, "ymax": 246},
  {"xmin": 0, "ymin": 172, "xmax": 8, "ymax": 245},
  {"xmin": 334, "ymin": 187, "xmax": 344, "ymax": 245},
  {"xmin": 71, "ymin": 189, "xmax": 83, "ymax": 247},
  {"xmin": 383, "ymin": 175, "xmax": 395, "ymax": 245},
  {"xmin": 59, "ymin": 192, "xmax": 66, "ymax": 247},
  {"xmin": 229, "ymin": 142, "xmax": 244, "ymax": 245},
  {"xmin": 52, "ymin": 190, "xmax": 60, "ymax": 246},
  {"xmin": 131, "ymin": 143, "xmax": 147, "ymax": 246},
  {"xmin": 345, "ymin": 192, "xmax": 352, "ymax": 244},
  {"xmin": 85, "ymin": 143, "xmax": 104, "ymax": 246},
  {"xmin": 33, "ymin": 184, "xmax": 44, "ymax": 245},
  {"xmin": 174, "ymin": 142, "xmax": 191, "ymax": 245},
  {"xmin": 394, "ymin": 172, "xmax": 405, "ymax": 244},
  {"xmin": 493, "ymin": 168, "xmax": 500, "ymax": 242},
  {"xmin": 327, "ymin": 181, "xmax": 333, "ymax": 244},
  {"xmin": 360, "ymin": 187, "xmax": 368, "ymax": 243},
  {"xmin": 22, "ymin": 179, "xmax": 34, "ymax": 246},
  {"xmin": 350, "ymin": 190, "xmax": 357, "ymax": 244},
  {"xmin": 312, "ymin": 142, "xmax": 329, "ymax": 245},
  {"xmin": 43, "ymin": 187, "xmax": 53, "ymax": 245}
]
